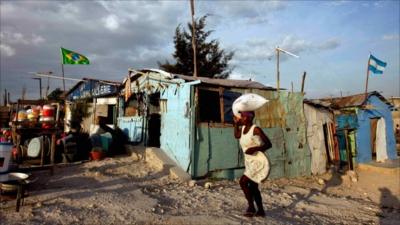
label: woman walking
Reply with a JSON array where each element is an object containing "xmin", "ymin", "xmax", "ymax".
[{"xmin": 234, "ymin": 111, "xmax": 272, "ymax": 217}]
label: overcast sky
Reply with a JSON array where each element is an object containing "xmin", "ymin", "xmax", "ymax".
[{"xmin": 1, "ymin": 0, "xmax": 399, "ymax": 101}]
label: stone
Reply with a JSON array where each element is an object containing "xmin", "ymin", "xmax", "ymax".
[
  {"xmin": 204, "ymin": 182, "xmax": 212, "ymax": 189},
  {"xmin": 35, "ymin": 202, "xmax": 42, "ymax": 208},
  {"xmin": 188, "ymin": 180, "xmax": 197, "ymax": 187},
  {"xmin": 151, "ymin": 208, "xmax": 156, "ymax": 212},
  {"xmin": 317, "ymin": 178, "xmax": 325, "ymax": 185}
]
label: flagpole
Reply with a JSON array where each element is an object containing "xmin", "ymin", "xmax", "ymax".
[
  {"xmin": 60, "ymin": 47, "xmax": 66, "ymax": 92},
  {"xmin": 364, "ymin": 54, "xmax": 371, "ymax": 98}
]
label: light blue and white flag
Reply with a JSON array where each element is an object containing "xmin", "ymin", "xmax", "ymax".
[{"xmin": 368, "ymin": 54, "xmax": 387, "ymax": 75}]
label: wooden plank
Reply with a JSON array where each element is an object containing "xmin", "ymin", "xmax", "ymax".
[
  {"xmin": 17, "ymin": 99, "xmax": 59, "ymax": 105},
  {"xmin": 40, "ymin": 136, "xmax": 44, "ymax": 166},
  {"xmin": 50, "ymin": 133, "xmax": 56, "ymax": 175},
  {"xmin": 219, "ymin": 87, "xmax": 224, "ymax": 123}
]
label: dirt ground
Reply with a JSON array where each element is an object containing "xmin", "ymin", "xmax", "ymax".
[{"xmin": 1, "ymin": 155, "xmax": 399, "ymax": 225}]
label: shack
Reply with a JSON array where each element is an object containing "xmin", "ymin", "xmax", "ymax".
[
  {"xmin": 65, "ymin": 78, "xmax": 121, "ymax": 133},
  {"xmin": 316, "ymin": 92, "xmax": 397, "ymax": 165},
  {"xmin": 119, "ymin": 69, "xmax": 311, "ymax": 180},
  {"xmin": 303, "ymin": 100, "xmax": 337, "ymax": 175}
]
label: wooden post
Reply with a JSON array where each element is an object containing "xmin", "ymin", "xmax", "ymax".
[
  {"xmin": 50, "ymin": 133, "xmax": 56, "ymax": 175},
  {"xmin": 40, "ymin": 135, "xmax": 45, "ymax": 166},
  {"xmin": 219, "ymin": 87, "xmax": 224, "ymax": 123},
  {"xmin": 291, "ymin": 82, "xmax": 294, "ymax": 93},
  {"xmin": 301, "ymin": 71, "xmax": 306, "ymax": 94},
  {"xmin": 364, "ymin": 54, "xmax": 371, "ymax": 99},
  {"xmin": 190, "ymin": 0, "xmax": 197, "ymax": 78},
  {"xmin": 3, "ymin": 89, "xmax": 6, "ymax": 106}
]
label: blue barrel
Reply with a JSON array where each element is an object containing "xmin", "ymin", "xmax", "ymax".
[{"xmin": 0, "ymin": 142, "xmax": 13, "ymax": 173}]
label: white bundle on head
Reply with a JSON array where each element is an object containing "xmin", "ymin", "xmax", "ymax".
[{"xmin": 232, "ymin": 93, "xmax": 269, "ymax": 118}]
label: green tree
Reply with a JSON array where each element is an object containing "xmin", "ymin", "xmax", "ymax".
[{"xmin": 159, "ymin": 15, "xmax": 234, "ymax": 79}]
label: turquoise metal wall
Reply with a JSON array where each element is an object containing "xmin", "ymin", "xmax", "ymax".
[
  {"xmin": 160, "ymin": 83, "xmax": 192, "ymax": 171},
  {"xmin": 193, "ymin": 90, "xmax": 311, "ymax": 179},
  {"xmin": 117, "ymin": 116, "xmax": 144, "ymax": 143}
]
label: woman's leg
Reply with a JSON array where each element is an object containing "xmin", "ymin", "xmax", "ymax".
[
  {"xmin": 239, "ymin": 175, "xmax": 255, "ymax": 216},
  {"xmin": 248, "ymin": 180, "xmax": 265, "ymax": 216}
]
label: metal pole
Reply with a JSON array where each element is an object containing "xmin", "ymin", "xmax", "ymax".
[
  {"xmin": 39, "ymin": 78, "xmax": 42, "ymax": 99},
  {"xmin": 32, "ymin": 78, "xmax": 42, "ymax": 99},
  {"xmin": 61, "ymin": 47, "xmax": 66, "ymax": 92},
  {"xmin": 276, "ymin": 48, "xmax": 280, "ymax": 91},
  {"xmin": 61, "ymin": 63, "xmax": 66, "ymax": 92}
]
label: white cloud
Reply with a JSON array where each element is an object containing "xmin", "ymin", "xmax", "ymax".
[
  {"xmin": 325, "ymin": 0, "xmax": 349, "ymax": 7},
  {"xmin": 0, "ymin": 31, "xmax": 45, "ymax": 45},
  {"xmin": 229, "ymin": 72, "xmax": 250, "ymax": 80},
  {"xmin": 31, "ymin": 34, "xmax": 45, "ymax": 45},
  {"xmin": 235, "ymin": 35, "xmax": 341, "ymax": 62},
  {"xmin": 58, "ymin": 3, "xmax": 81, "ymax": 20},
  {"xmin": 382, "ymin": 34, "xmax": 400, "ymax": 41},
  {"xmin": 103, "ymin": 14, "xmax": 120, "ymax": 31},
  {"xmin": 317, "ymin": 38, "xmax": 340, "ymax": 50},
  {"xmin": 198, "ymin": 1, "xmax": 287, "ymax": 26},
  {"xmin": 0, "ymin": 44, "xmax": 16, "ymax": 57}
]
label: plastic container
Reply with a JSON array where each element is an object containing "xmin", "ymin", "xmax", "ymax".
[
  {"xmin": 43, "ymin": 105, "xmax": 55, "ymax": 117},
  {"xmin": 40, "ymin": 116, "xmax": 55, "ymax": 129},
  {"xmin": 17, "ymin": 110, "xmax": 27, "ymax": 121},
  {"xmin": 100, "ymin": 133, "xmax": 112, "ymax": 153},
  {"xmin": 90, "ymin": 148, "xmax": 104, "ymax": 161},
  {"xmin": 0, "ymin": 142, "xmax": 13, "ymax": 173}
]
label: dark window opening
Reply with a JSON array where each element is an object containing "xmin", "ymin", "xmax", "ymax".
[
  {"xmin": 106, "ymin": 105, "xmax": 115, "ymax": 124},
  {"xmin": 198, "ymin": 88, "xmax": 241, "ymax": 124},
  {"xmin": 223, "ymin": 90, "xmax": 241, "ymax": 123},
  {"xmin": 199, "ymin": 89, "xmax": 221, "ymax": 123}
]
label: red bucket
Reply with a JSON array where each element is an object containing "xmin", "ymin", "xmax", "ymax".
[
  {"xmin": 90, "ymin": 151, "xmax": 104, "ymax": 161},
  {"xmin": 42, "ymin": 105, "xmax": 54, "ymax": 117}
]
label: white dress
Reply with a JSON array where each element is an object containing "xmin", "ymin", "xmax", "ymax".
[{"xmin": 239, "ymin": 124, "xmax": 270, "ymax": 183}]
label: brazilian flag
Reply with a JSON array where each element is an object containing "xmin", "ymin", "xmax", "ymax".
[{"xmin": 61, "ymin": 47, "xmax": 90, "ymax": 65}]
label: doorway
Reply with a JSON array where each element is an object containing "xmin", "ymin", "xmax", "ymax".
[
  {"xmin": 370, "ymin": 117, "xmax": 388, "ymax": 162},
  {"xmin": 147, "ymin": 93, "xmax": 161, "ymax": 147}
]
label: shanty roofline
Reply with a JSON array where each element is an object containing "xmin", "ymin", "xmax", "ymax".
[
  {"xmin": 124, "ymin": 68, "xmax": 276, "ymax": 90},
  {"xmin": 306, "ymin": 91, "xmax": 392, "ymax": 109},
  {"xmin": 174, "ymin": 74, "xmax": 276, "ymax": 90},
  {"xmin": 66, "ymin": 77, "xmax": 121, "ymax": 96}
]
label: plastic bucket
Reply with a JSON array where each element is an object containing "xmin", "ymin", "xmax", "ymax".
[
  {"xmin": 0, "ymin": 142, "xmax": 13, "ymax": 173},
  {"xmin": 100, "ymin": 133, "xmax": 112, "ymax": 152},
  {"xmin": 43, "ymin": 105, "xmax": 55, "ymax": 117},
  {"xmin": 90, "ymin": 149, "xmax": 104, "ymax": 161}
]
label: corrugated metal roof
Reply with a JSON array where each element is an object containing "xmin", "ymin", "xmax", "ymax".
[
  {"xmin": 66, "ymin": 77, "xmax": 121, "ymax": 96},
  {"xmin": 124, "ymin": 68, "xmax": 276, "ymax": 90},
  {"xmin": 174, "ymin": 74, "xmax": 276, "ymax": 90},
  {"xmin": 308, "ymin": 91, "xmax": 391, "ymax": 109}
]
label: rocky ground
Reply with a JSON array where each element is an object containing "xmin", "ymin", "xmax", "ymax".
[{"xmin": 1, "ymin": 154, "xmax": 399, "ymax": 225}]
